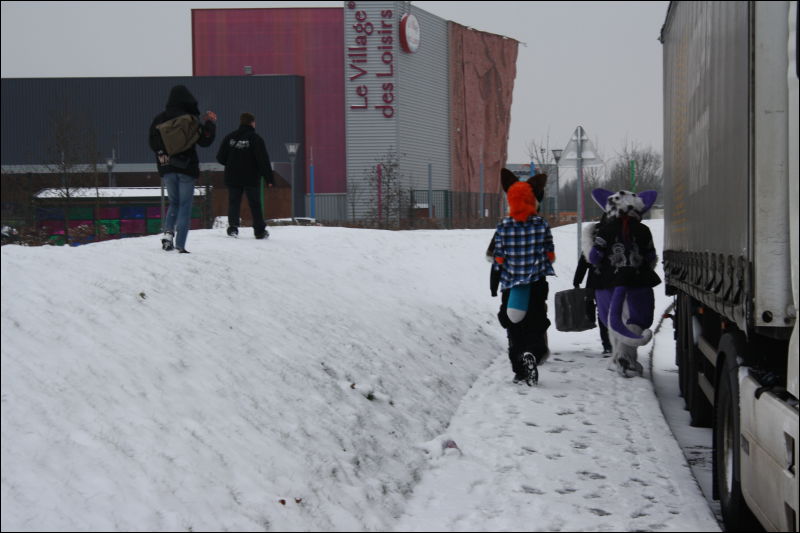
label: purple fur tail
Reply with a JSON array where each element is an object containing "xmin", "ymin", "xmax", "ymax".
[{"xmin": 608, "ymin": 286, "xmax": 653, "ymax": 346}]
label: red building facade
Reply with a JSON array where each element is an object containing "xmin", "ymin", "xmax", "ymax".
[{"xmin": 192, "ymin": 8, "xmax": 346, "ymax": 195}]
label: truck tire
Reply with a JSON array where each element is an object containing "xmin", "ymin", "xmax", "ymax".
[{"xmin": 714, "ymin": 336, "xmax": 760, "ymax": 532}]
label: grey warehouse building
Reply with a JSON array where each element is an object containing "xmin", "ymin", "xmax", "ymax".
[{"xmin": 1, "ymin": 75, "xmax": 305, "ymax": 228}]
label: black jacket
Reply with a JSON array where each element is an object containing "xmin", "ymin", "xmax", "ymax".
[
  {"xmin": 593, "ymin": 216, "xmax": 661, "ymax": 289},
  {"xmin": 216, "ymin": 125, "xmax": 273, "ymax": 188},
  {"xmin": 573, "ymin": 255, "xmax": 601, "ymax": 290},
  {"xmin": 148, "ymin": 85, "xmax": 216, "ymax": 179},
  {"xmin": 486, "ymin": 233, "xmax": 501, "ymax": 297}
]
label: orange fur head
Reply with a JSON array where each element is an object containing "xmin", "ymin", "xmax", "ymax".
[
  {"xmin": 500, "ymin": 168, "xmax": 548, "ymax": 222},
  {"xmin": 507, "ymin": 181, "xmax": 538, "ymax": 221}
]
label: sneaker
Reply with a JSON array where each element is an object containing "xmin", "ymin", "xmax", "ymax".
[
  {"xmin": 227, "ymin": 227, "xmax": 238, "ymax": 237},
  {"xmin": 522, "ymin": 352, "xmax": 538, "ymax": 386},
  {"xmin": 254, "ymin": 228, "xmax": 269, "ymax": 240},
  {"xmin": 161, "ymin": 232, "xmax": 174, "ymax": 251},
  {"xmin": 602, "ymin": 346, "xmax": 612, "ymax": 357},
  {"xmin": 177, "ymin": 248, "xmax": 190, "ymax": 254}
]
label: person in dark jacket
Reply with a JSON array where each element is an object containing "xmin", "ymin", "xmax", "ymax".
[
  {"xmin": 216, "ymin": 113, "xmax": 274, "ymax": 239},
  {"xmin": 574, "ymin": 214, "xmax": 612, "ymax": 355},
  {"xmin": 148, "ymin": 85, "xmax": 216, "ymax": 253},
  {"xmin": 587, "ymin": 188, "xmax": 661, "ymax": 377}
]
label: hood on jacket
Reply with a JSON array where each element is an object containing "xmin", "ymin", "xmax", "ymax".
[{"xmin": 165, "ymin": 85, "xmax": 200, "ymax": 116}]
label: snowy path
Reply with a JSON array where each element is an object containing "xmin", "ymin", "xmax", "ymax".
[
  {"xmin": 2, "ymin": 221, "xmax": 722, "ymax": 531},
  {"xmin": 395, "ymin": 343, "xmax": 721, "ymax": 532}
]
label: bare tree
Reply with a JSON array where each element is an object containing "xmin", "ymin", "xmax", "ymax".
[
  {"xmin": 365, "ymin": 148, "xmax": 408, "ymax": 229},
  {"xmin": 42, "ymin": 108, "xmax": 101, "ymax": 244},
  {"xmin": 524, "ymin": 136, "xmax": 559, "ymax": 171},
  {"xmin": 347, "ymin": 176, "xmax": 367, "ymax": 223},
  {"xmin": 604, "ymin": 140, "xmax": 663, "ymax": 195}
]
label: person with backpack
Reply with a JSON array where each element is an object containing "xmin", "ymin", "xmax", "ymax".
[
  {"xmin": 215, "ymin": 112, "xmax": 274, "ymax": 239},
  {"xmin": 148, "ymin": 85, "xmax": 216, "ymax": 253},
  {"xmin": 491, "ymin": 169, "xmax": 555, "ymax": 386}
]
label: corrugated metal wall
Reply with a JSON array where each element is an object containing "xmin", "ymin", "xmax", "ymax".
[
  {"xmin": 344, "ymin": 1, "xmax": 401, "ymax": 221},
  {"xmin": 344, "ymin": 1, "xmax": 451, "ymax": 223},
  {"xmin": 661, "ymin": 2, "xmax": 749, "ymax": 255},
  {"xmin": 397, "ymin": 4, "xmax": 451, "ymax": 198},
  {"xmin": 1, "ymin": 76, "xmax": 305, "ymax": 179},
  {"xmin": 305, "ymin": 193, "xmax": 348, "ymax": 221}
]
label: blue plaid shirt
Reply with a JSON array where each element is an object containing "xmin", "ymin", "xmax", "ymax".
[{"xmin": 493, "ymin": 215, "xmax": 555, "ymax": 290}]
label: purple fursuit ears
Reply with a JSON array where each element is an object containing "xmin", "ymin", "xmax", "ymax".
[{"xmin": 585, "ymin": 189, "xmax": 659, "ymax": 377}]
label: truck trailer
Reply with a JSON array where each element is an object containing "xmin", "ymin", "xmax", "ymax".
[{"xmin": 660, "ymin": 1, "xmax": 798, "ymax": 531}]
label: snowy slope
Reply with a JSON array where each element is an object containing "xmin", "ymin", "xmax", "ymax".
[{"xmin": 1, "ymin": 221, "xmax": 719, "ymax": 531}]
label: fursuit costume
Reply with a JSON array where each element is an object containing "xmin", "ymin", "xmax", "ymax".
[{"xmin": 585, "ymin": 188, "xmax": 660, "ymax": 377}]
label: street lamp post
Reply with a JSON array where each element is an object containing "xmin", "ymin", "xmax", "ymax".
[
  {"xmin": 106, "ymin": 153, "xmax": 115, "ymax": 188},
  {"xmin": 551, "ymin": 148, "xmax": 562, "ymax": 222},
  {"xmin": 285, "ymin": 142, "xmax": 300, "ymax": 222}
]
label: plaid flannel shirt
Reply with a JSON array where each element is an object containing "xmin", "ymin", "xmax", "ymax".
[{"xmin": 493, "ymin": 215, "xmax": 555, "ymax": 290}]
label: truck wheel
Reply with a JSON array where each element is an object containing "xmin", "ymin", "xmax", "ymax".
[{"xmin": 714, "ymin": 343, "xmax": 760, "ymax": 531}]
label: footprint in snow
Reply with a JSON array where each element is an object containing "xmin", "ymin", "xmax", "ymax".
[
  {"xmin": 521, "ymin": 485, "xmax": 545, "ymax": 495},
  {"xmin": 577, "ymin": 471, "xmax": 606, "ymax": 480}
]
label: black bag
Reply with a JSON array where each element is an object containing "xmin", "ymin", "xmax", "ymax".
[{"xmin": 555, "ymin": 288, "xmax": 596, "ymax": 332}]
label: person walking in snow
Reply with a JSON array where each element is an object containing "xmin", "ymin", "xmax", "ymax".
[
  {"xmin": 573, "ymin": 214, "xmax": 613, "ymax": 355},
  {"xmin": 490, "ymin": 169, "xmax": 555, "ymax": 385},
  {"xmin": 149, "ymin": 84, "xmax": 217, "ymax": 254},
  {"xmin": 586, "ymin": 188, "xmax": 660, "ymax": 377},
  {"xmin": 216, "ymin": 112, "xmax": 274, "ymax": 240}
]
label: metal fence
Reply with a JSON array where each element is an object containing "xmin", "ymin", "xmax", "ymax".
[
  {"xmin": 409, "ymin": 190, "xmax": 503, "ymax": 228},
  {"xmin": 304, "ymin": 193, "xmax": 348, "ymax": 222}
]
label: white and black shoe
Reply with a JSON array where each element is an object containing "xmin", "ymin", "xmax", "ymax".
[
  {"xmin": 227, "ymin": 227, "xmax": 239, "ymax": 238},
  {"xmin": 161, "ymin": 232, "xmax": 174, "ymax": 251},
  {"xmin": 522, "ymin": 352, "xmax": 538, "ymax": 386}
]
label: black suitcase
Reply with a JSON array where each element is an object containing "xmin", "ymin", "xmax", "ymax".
[{"xmin": 554, "ymin": 288, "xmax": 596, "ymax": 332}]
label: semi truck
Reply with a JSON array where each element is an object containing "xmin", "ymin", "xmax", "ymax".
[{"xmin": 660, "ymin": 1, "xmax": 798, "ymax": 531}]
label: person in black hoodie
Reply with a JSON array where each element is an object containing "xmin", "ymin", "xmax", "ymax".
[
  {"xmin": 149, "ymin": 85, "xmax": 216, "ymax": 253},
  {"xmin": 216, "ymin": 112, "xmax": 274, "ymax": 239},
  {"xmin": 574, "ymin": 214, "xmax": 613, "ymax": 355}
]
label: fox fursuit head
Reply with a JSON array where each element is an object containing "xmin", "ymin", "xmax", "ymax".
[{"xmin": 500, "ymin": 168, "xmax": 548, "ymax": 221}]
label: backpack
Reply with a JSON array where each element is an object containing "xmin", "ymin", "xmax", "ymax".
[{"xmin": 156, "ymin": 114, "xmax": 201, "ymax": 155}]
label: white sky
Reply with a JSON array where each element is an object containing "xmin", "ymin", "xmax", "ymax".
[
  {"xmin": 1, "ymin": 220, "xmax": 720, "ymax": 531},
  {"xmin": 1, "ymin": 1, "xmax": 668, "ymax": 164}
]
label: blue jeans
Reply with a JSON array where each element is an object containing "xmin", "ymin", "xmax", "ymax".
[{"xmin": 163, "ymin": 173, "xmax": 195, "ymax": 250}]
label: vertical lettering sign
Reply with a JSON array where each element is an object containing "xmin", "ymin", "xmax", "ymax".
[{"xmin": 346, "ymin": 2, "xmax": 395, "ymax": 119}]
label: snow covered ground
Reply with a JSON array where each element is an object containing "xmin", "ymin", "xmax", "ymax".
[{"xmin": 1, "ymin": 220, "xmax": 720, "ymax": 531}]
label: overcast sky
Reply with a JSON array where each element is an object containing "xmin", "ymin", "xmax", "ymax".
[{"xmin": 1, "ymin": 1, "xmax": 669, "ymax": 165}]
